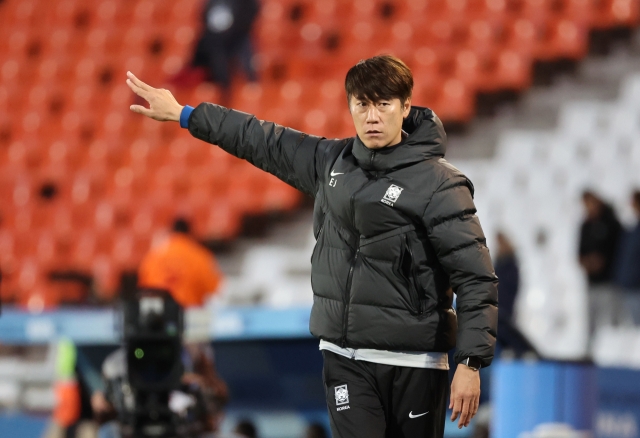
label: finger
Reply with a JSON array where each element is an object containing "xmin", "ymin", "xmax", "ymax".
[
  {"xmin": 472, "ymin": 397, "xmax": 479, "ymax": 418},
  {"xmin": 130, "ymin": 104, "xmax": 153, "ymax": 117},
  {"xmin": 467, "ymin": 397, "xmax": 480, "ymax": 426},
  {"xmin": 450, "ymin": 397, "xmax": 461, "ymax": 422},
  {"xmin": 127, "ymin": 71, "xmax": 153, "ymax": 92},
  {"xmin": 126, "ymin": 79, "xmax": 150, "ymax": 100},
  {"xmin": 458, "ymin": 398, "xmax": 470, "ymax": 429}
]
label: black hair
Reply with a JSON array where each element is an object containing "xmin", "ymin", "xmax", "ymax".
[{"xmin": 344, "ymin": 55, "xmax": 413, "ymax": 104}]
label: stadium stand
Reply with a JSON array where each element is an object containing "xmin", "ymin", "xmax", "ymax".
[{"xmin": 0, "ymin": 0, "xmax": 638, "ymax": 307}]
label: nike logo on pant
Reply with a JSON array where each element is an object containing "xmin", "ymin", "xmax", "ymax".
[
  {"xmin": 409, "ymin": 411, "xmax": 429, "ymax": 419},
  {"xmin": 330, "ymin": 170, "xmax": 344, "ymax": 176}
]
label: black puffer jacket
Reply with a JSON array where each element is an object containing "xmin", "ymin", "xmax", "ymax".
[{"xmin": 187, "ymin": 104, "xmax": 498, "ymax": 366}]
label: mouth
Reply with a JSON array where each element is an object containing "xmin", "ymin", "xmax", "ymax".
[{"xmin": 365, "ymin": 130, "xmax": 382, "ymax": 135}]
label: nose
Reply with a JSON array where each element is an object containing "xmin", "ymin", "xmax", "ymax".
[{"xmin": 365, "ymin": 105, "xmax": 380, "ymax": 123}]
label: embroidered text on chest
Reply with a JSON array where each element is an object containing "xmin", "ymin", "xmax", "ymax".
[{"xmin": 381, "ymin": 184, "xmax": 404, "ymax": 207}]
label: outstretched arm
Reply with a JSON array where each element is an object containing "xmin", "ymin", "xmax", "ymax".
[{"xmin": 126, "ymin": 72, "xmax": 336, "ymax": 197}]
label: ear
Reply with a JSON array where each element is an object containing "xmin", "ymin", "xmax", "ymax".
[{"xmin": 402, "ymin": 97, "xmax": 412, "ymax": 118}]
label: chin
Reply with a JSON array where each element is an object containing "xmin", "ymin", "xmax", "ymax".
[{"xmin": 362, "ymin": 139, "xmax": 389, "ymax": 150}]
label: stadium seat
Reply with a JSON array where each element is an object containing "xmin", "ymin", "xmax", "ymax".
[
  {"xmin": 494, "ymin": 49, "xmax": 533, "ymax": 91},
  {"xmin": 432, "ymin": 78, "xmax": 475, "ymax": 123},
  {"xmin": 541, "ymin": 18, "xmax": 589, "ymax": 61},
  {"xmin": 591, "ymin": 0, "xmax": 639, "ymax": 29},
  {"xmin": 199, "ymin": 199, "xmax": 242, "ymax": 241},
  {"xmin": 503, "ymin": 18, "xmax": 544, "ymax": 58},
  {"xmin": 262, "ymin": 177, "xmax": 302, "ymax": 212}
]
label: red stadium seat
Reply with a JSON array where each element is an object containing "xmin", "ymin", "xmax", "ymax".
[
  {"xmin": 502, "ymin": 18, "xmax": 546, "ymax": 58},
  {"xmin": 262, "ymin": 176, "xmax": 302, "ymax": 212},
  {"xmin": 544, "ymin": 18, "xmax": 589, "ymax": 61},
  {"xmin": 594, "ymin": 0, "xmax": 639, "ymax": 29},
  {"xmin": 199, "ymin": 199, "xmax": 242, "ymax": 241},
  {"xmin": 494, "ymin": 49, "xmax": 533, "ymax": 91},
  {"xmin": 432, "ymin": 78, "xmax": 475, "ymax": 123}
]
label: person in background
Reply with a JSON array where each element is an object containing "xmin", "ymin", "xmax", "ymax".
[
  {"xmin": 579, "ymin": 190, "xmax": 623, "ymax": 285},
  {"xmin": 138, "ymin": 218, "xmax": 224, "ymax": 308},
  {"xmin": 614, "ymin": 190, "xmax": 640, "ymax": 326},
  {"xmin": 578, "ymin": 190, "xmax": 623, "ymax": 335},
  {"xmin": 171, "ymin": 0, "xmax": 259, "ymax": 98},
  {"xmin": 88, "ymin": 219, "xmax": 228, "ymax": 435},
  {"xmin": 494, "ymin": 232, "xmax": 536, "ymax": 358}
]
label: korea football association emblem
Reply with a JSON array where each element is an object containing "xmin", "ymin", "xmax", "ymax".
[
  {"xmin": 381, "ymin": 184, "xmax": 404, "ymax": 207},
  {"xmin": 335, "ymin": 384, "xmax": 350, "ymax": 411}
]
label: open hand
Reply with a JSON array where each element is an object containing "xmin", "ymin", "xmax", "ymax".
[
  {"xmin": 126, "ymin": 71, "xmax": 184, "ymax": 122},
  {"xmin": 449, "ymin": 364, "xmax": 481, "ymax": 428}
]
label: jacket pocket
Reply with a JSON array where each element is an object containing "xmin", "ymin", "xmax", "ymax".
[
  {"xmin": 398, "ymin": 234, "xmax": 424, "ymax": 315},
  {"xmin": 310, "ymin": 221, "xmax": 325, "ymax": 264}
]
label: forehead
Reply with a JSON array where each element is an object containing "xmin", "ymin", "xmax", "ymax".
[{"xmin": 349, "ymin": 95, "xmax": 399, "ymax": 104}]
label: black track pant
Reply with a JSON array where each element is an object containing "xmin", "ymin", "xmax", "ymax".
[{"xmin": 322, "ymin": 350, "xmax": 449, "ymax": 438}]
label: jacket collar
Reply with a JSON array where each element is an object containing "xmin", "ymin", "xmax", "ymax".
[{"xmin": 352, "ymin": 106, "xmax": 447, "ymax": 172}]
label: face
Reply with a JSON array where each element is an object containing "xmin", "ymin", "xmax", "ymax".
[
  {"xmin": 582, "ymin": 194, "xmax": 602, "ymax": 219},
  {"xmin": 349, "ymin": 96, "xmax": 411, "ymax": 149}
]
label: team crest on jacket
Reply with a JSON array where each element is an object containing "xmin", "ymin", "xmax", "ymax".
[
  {"xmin": 335, "ymin": 384, "xmax": 349, "ymax": 406},
  {"xmin": 381, "ymin": 184, "xmax": 404, "ymax": 207}
]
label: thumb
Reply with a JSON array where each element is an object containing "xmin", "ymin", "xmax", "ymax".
[{"xmin": 130, "ymin": 105, "xmax": 153, "ymax": 117}]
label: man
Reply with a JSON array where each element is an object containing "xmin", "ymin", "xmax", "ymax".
[
  {"xmin": 614, "ymin": 190, "xmax": 640, "ymax": 325},
  {"xmin": 171, "ymin": 0, "xmax": 259, "ymax": 96},
  {"xmin": 494, "ymin": 231, "xmax": 536, "ymax": 357},
  {"xmin": 578, "ymin": 190, "xmax": 623, "ymax": 334},
  {"xmin": 138, "ymin": 218, "xmax": 224, "ymax": 308},
  {"xmin": 126, "ymin": 55, "xmax": 498, "ymax": 437},
  {"xmin": 579, "ymin": 190, "xmax": 622, "ymax": 285}
]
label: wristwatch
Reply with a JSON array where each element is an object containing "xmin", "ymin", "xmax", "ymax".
[{"xmin": 460, "ymin": 357, "xmax": 482, "ymax": 371}]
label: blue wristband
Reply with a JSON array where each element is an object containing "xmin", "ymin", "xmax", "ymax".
[{"xmin": 179, "ymin": 105, "xmax": 194, "ymax": 129}]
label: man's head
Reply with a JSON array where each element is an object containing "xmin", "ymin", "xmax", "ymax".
[
  {"xmin": 582, "ymin": 190, "xmax": 604, "ymax": 220},
  {"xmin": 496, "ymin": 231, "xmax": 514, "ymax": 258},
  {"xmin": 345, "ymin": 55, "xmax": 413, "ymax": 149}
]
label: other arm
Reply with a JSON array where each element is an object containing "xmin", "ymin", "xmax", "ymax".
[{"xmin": 422, "ymin": 175, "xmax": 498, "ymax": 428}]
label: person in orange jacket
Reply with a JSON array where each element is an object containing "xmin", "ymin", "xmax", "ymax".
[{"xmin": 138, "ymin": 218, "xmax": 223, "ymax": 308}]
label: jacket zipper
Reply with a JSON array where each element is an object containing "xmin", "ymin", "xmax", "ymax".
[{"xmin": 341, "ymin": 176, "xmax": 377, "ymax": 347}]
